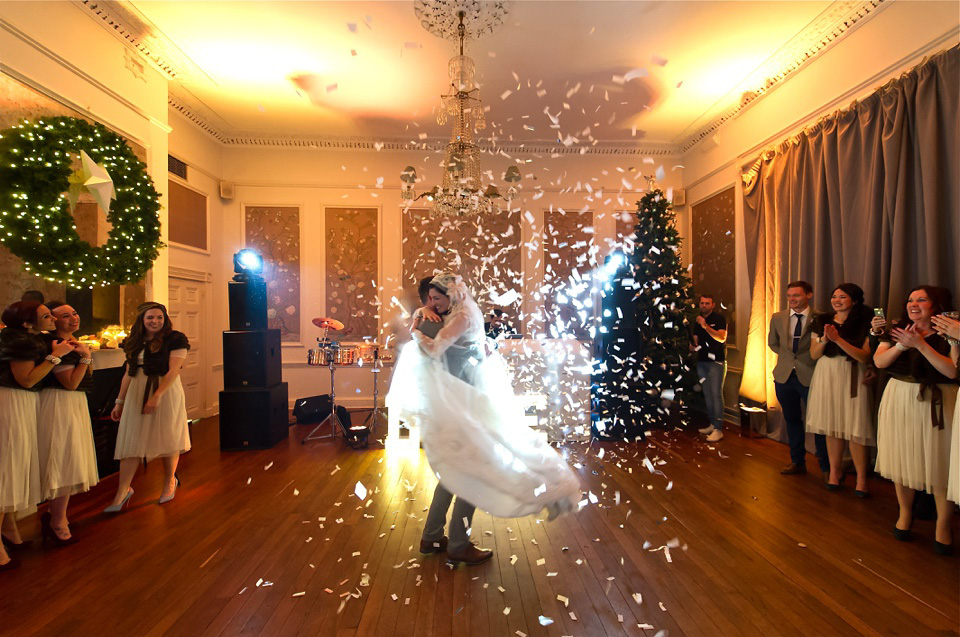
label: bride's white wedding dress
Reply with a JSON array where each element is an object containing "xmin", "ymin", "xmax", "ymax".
[{"xmin": 386, "ymin": 285, "xmax": 581, "ymax": 519}]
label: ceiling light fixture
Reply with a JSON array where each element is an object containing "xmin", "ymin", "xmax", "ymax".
[{"xmin": 405, "ymin": 0, "xmax": 519, "ymax": 217}]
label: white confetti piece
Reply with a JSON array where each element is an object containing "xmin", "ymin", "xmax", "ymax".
[
  {"xmin": 538, "ymin": 616, "xmax": 553, "ymax": 626},
  {"xmin": 355, "ymin": 481, "xmax": 368, "ymax": 500},
  {"xmin": 659, "ymin": 602, "xmax": 667, "ymax": 611},
  {"xmin": 503, "ymin": 606, "xmax": 511, "ymax": 615},
  {"xmin": 292, "ymin": 591, "xmax": 305, "ymax": 598},
  {"xmin": 264, "ymin": 462, "xmax": 273, "ymax": 470},
  {"xmin": 557, "ymin": 594, "xmax": 569, "ymax": 607}
]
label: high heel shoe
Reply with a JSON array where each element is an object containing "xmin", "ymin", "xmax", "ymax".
[
  {"xmin": 103, "ymin": 488, "xmax": 134, "ymax": 513},
  {"xmin": 825, "ymin": 474, "xmax": 845, "ymax": 492},
  {"xmin": 0, "ymin": 555, "xmax": 21, "ymax": 572},
  {"xmin": 893, "ymin": 526, "xmax": 912, "ymax": 542},
  {"xmin": 40, "ymin": 512, "xmax": 77, "ymax": 547},
  {"xmin": 934, "ymin": 540, "xmax": 954, "ymax": 556},
  {"xmin": 158, "ymin": 475, "xmax": 180, "ymax": 505},
  {"xmin": 1, "ymin": 535, "xmax": 32, "ymax": 553}
]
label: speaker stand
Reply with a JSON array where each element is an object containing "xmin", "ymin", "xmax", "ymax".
[{"xmin": 303, "ymin": 360, "xmax": 343, "ymax": 443}]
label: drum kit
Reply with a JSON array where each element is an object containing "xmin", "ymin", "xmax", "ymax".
[{"xmin": 302, "ymin": 316, "xmax": 387, "ymax": 446}]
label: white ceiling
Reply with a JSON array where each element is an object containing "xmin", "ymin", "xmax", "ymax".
[{"xmin": 103, "ymin": 1, "xmax": 888, "ymax": 150}]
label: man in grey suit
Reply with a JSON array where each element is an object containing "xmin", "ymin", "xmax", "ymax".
[{"xmin": 767, "ymin": 281, "xmax": 829, "ymax": 477}]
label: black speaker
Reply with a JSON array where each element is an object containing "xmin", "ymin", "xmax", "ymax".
[
  {"xmin": 219, "ymin": 383, "xmax": 289, "ymax": 451},
  {"xmin": 223, "ymin": 329, "xmax": 282, "ymax": 389},
  {"xmin": 228, "ymin": 278, "xmax": 267, "ymax": 330},
  {"xmin": 292, "ymin": 394, "xmax": 331, "ymax": 424}
]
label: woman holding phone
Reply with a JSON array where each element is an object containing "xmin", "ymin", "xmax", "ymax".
[{"xmin": 874, "ymin": 286, "xmax": 958, "ymax": 555}]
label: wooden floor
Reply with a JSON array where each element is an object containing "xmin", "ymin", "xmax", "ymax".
[{"xmin": 1, "ymin": 414, "xmax": 958, "ymax": 637}]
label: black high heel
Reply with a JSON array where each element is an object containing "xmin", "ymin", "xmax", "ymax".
[
  {"xmin": 934, "ymin": 540, "xmax": 954, "ymax": 556},
  {"xmin": 0, "ymin": 535, "xmax": 32, "ymax": 553},
  {"xmin": 893, "ymin": 526, "xmax": 912, "ymax": 542},
  {"xmin": 40, "ymin": 512, "xmax": 77, "ymax": 548},
  {"xmin": 0, "ymin": 555, "xmax": 21, "ymax": 572}
]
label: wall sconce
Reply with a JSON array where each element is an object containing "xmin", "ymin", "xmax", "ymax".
[
  {"xmin": 504, "ymin": 165, "xmax": 521, "ymax": 199},
  {"xmin": 400, "ymin": 166, "xmax": 418, "ymax": 201}
]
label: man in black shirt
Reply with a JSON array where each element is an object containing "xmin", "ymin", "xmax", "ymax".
[{"xmin": 694, "ymin": 294, "xmax": 727, "ymax": 441}]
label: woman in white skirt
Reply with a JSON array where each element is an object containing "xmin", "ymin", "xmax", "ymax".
[
  {"xmin": 874, "ymin": 286, "xmax": 958, "ymax": 555},
  {"xmin": 37, "ymin": 302, "xmax": 98, "ymax": 546},
  {"xmin": 806, "ymin": 284, "xmax": 874, "ymax": 495},
  {"xmin": 105, "ymin": 302, "xmax": 190, "ymax": 512},
  {"xmin": 0, "ymin": 301, "xmax": 76, "ymax": 570},
  {"xmin": 930, "ymin": 312, "xmax": 960, "ymax": 505}
]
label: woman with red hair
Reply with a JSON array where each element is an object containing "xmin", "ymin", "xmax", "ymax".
[
  {"xmin": 875, "ymin": 286, "xmax": 958, "ymax": 555},
  {"xmin": 0, "ymin": 301, "xmax": 75, "ymax": 570}
]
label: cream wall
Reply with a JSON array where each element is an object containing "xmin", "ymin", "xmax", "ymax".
[
  {"xmin": 0, "ymin": 0, "xmax": 171, "ymax": 301},
  {"xmin": 166, "ymin": 109, "xmax": 227, "ymax": 417},
  {"xmin": 217, "ymin": 146, "xmax": 682, "ymax": 409},
  {"xmin": 680, "ymin": 0, "xmax": 960, "ymax": 371}
]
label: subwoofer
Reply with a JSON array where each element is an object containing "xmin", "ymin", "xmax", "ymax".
[
  {"xmin": 223, "ymin": 329, "xmax": 282, "ymax": 389},
  {"xmin": 228, "ymin": 278, "xmax": 267, "ymax": 330},
  {"xmin": 219, "ymin": 383, "xmax": 289, "ymax": 451}
]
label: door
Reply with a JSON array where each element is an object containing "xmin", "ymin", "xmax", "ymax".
[{"xmin": 168, "ymin": 277, "xmax": 206, "ymax": 419}]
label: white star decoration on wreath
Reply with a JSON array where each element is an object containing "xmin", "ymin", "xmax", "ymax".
[{"xmin": 66, "ymin": 150, "xmax": 115, "ymax": 213}]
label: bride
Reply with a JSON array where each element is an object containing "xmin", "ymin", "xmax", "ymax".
[{"xmin": 387, "ymin": 273, "xmax": 581, "ymax": 531}]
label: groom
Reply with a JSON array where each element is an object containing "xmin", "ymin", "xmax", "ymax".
[{"xmin": 414, "ymin": 276, "xmax": 493, "ymax": 566}]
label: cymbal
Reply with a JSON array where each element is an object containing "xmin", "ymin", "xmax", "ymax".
[{"xmin": 312, "ymin": 317, "xmax": 344, "ymax": 330}]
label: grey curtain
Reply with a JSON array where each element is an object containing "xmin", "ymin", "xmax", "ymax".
[{"xmin": 739, "ymin": 45, "xmax": 959, "ymax": 405}]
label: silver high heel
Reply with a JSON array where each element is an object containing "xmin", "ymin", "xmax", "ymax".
[
  {"xmin": 103, "ymin": 488, "xmax": 134, "ymax": 513},
  {"xmin": 158, "ymin": 476, "xmax": 179, "ymax": 505}
]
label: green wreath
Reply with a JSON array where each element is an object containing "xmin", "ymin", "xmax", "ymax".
[{"xmin": 0, "ymin": 116, "xmax": 163, "ymax": 287}]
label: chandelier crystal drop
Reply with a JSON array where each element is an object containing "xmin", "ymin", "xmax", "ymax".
[{"xmin": 407, "ymin": 1, "xmax": 518, "ymax": 217}]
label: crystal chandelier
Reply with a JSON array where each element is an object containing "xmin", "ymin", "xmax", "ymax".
[{"xmin": 405, "ymin": 1, "xmax": 519, "ymax": 217}]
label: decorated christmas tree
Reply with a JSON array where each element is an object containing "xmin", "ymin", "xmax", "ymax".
[{"xmin": 592, "ymin": 189, "xmax": 699, "ymax": 440}]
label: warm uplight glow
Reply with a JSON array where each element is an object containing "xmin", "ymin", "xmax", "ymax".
[{"xmin": 385, "ymin": 410, "xmax": 422, "ymax": 467}]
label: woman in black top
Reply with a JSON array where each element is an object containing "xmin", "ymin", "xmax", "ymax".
[
  {"xmin": 0, "ymin": 301, "xmax": 75, "ymax": 570},
  {"xmin": 805, "ymin": 284, "xmax": 874, "ymax": 494},
  {"xmin": 36, "ymin": 302, "xmax": 98, "ymax": 545},
  {"xmin": 105, "ymin": 302, "xmax": 190, "ymax": 512},
  {"xmin": 874, "ymin": 286, "xmax": 958, "ymax": 554}
]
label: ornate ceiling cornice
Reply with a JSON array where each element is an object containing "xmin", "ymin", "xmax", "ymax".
[
  {"xmin": 676, "ymin": 0, "xmax": 888, "ymax": 151},
  {"xmin": 80, "ymin": 0, "xmax": 887, "ymax": 155},
  {"xmin": 76, "ymin": 0, "xmax": 210, "ymax": 83}
]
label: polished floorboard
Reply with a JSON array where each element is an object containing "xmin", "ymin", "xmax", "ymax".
[{"xmin": 1, "ymin": 415, "xmax": 958, "ymax": 637}]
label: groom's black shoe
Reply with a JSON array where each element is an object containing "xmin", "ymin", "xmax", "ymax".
[
  {"xmin": 419, "ymin": 536, "xmax": 449, "ymax": 554},
  {"xmin": 447, "ymin": 544, "xmax": 493, "ymax": 566}
]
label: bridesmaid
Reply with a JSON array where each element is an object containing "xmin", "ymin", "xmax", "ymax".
[
  {"xmin": 805, "ymin": 284, "xmax": 875, "ymax": 495},
  {"xmin": 36, "ymin": 302, "xmax": 98, "ymax": 546},
  {"xmin": 0, "ymin": 301, "xmax": 75, "ymax": 570},
  {"xmin": 106, "ymin": 302, "xmax": 190, "ymax": 512},
  {"xmin": 930, "ymin": 312, "xmax": 960, "ymax": 505},
  {"xmin": 874, "ymin": 286, "xmax": 958, "ymax": 555}
]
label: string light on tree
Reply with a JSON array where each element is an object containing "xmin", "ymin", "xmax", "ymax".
[{"xmin": 0, "ymin": 116, "xmax": 163, "ymax": 287}]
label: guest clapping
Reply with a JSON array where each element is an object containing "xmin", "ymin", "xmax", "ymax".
[
  {"xmin": 805, "ymin": 284, "xmax": 875, "ymax": 495},
  {"xmin": 36, "ymin": 303, "xmax": 98, "ymax": 545},
  {"xmin": 874, "ymin": 286, "xmax": 958, "ymax": 555},
  {"xmin": 0, "ymin": 302, "xmax": 75, "ymax": 570},
  {"xmin": 930, "ymin": 312, "xmax": 960, "ymax": 506},
  {"xmin": 105, "ymin": 302, "xmax": 190, "ymax": 512}
]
